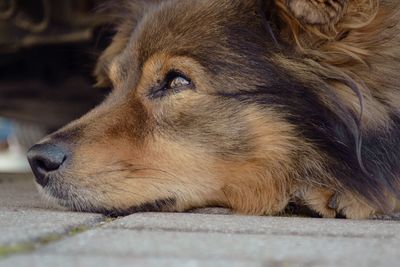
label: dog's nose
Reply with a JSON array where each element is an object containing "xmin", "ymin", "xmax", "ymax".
[{"xmin": 27, "ymin": 143, "xmax": 68, "ymax": 187}]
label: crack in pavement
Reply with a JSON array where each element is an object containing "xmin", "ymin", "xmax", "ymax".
[{"xmin": 0, "ymin": 217, "xmax": 114, "ymax": 260}]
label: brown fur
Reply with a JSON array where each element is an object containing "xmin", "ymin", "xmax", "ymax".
[{"xmin": 30, "ymin": 0, "xmax": 400, "ymax": 219}]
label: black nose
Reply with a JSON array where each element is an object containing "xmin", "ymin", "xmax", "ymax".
[{"xmin": 27, "ymin": 143, "xmax": 68, "ymax": 187}]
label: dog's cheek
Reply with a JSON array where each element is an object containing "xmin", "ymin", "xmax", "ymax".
[
  {"xmin": 155, "ymin": 95, "xmax": 253, "ymax": 157},
  {"xmin": 156, "ymin": 100, "xmax": 308, "ymax": 215},
  {"xmin": 144, "ymin": 137, "xmax": 231, "ymax": 210},
  {"xmin": 210, "ymin": 107, "xmax": 299, "ymax": 215}
]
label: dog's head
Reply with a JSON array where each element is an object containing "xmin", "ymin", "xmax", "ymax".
[{"xmin": 27, "ymin": 0, "xmax": 388, "ymax": 216}]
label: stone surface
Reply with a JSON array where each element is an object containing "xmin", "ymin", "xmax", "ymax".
[
  {"xmin": 0, "ymin": 209, "xmax": 104, "ymax": 245},
  {"xmin": 105, "ymin": 212, "xmax": 400, "ymax": 238},
  {"xmin": 0, "ymin": 175, "xmax": 104, "ymax": 245},
  {"xmin": 13, "ymin": 228, "xmax": 400, "ymax": 267},
  {"xmin": 0, "ymin": 255, "xmax": 261, "ymax": 267},
  {"xmin": 1, "ymin": 175, "xmax": 400, "ymax": 267}
]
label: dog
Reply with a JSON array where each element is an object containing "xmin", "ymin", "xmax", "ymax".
[{"xmin": 27, "ymin": 0, "xmax": 400, "ymax": 219}]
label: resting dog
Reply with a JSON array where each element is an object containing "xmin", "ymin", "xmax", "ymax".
[{"xmin": 27, "ymin": 0, "xmax": 400, "ymax": 219}]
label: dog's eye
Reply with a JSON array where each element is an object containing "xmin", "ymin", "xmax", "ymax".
[
  {"xmin": 169, "ymin": 76, "xmax": 190, "ymax": 89},
  {"xmin": 165, "ymin": 71, "xmax": 191, "ymax": 91},
  {"xmin": 149, "ymin": 71, "xmax": 192, "ymax": 99}
]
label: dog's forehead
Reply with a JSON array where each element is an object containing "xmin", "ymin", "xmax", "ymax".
[
  {"xmin": 131, "ymin": 0, "xmax": 262, "ymax": 68},
  {"xmin": 108, "ymin": 0, "xmax": 277, "ymax": 96}
]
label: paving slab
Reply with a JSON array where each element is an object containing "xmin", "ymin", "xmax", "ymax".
[
  {"xmin": 105, "ymin": 212, "xmax": 400, "ymax": 238},
  {"xmin": 9, "ymin": 228, "xmax": 400, "ymax": 267},
  {"xmin": 0, "ymin": 255, "xmax": 262, "ymax": 267},
  {"xmin": 0, "ymin": 175, "xmax": 104, "ymax": 245},
  {"xmin": 1, "ymin": 174, "xmax": 400, "ymax": 267},
  {"xmin": 0, "ymin": 209, "xmax": 104, "ymax": 245}
]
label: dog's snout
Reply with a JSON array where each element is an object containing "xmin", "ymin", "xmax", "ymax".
[{"xmin": 27, "ymin": 143, "xmax": 68, "ymax": 187}]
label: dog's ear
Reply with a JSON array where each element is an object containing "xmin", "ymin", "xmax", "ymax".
[
  {"xmin": 261, "ymin": 0, "xmax": 350, "ymax": 49},
  {"xmin": 275, "ymin": 0, "xmax": 348, "ymax": 26},
  {"xmin": 94, "ymin": 0, "xmax": 161, "ymax": 88},
  {"xmin": 262, "ymin": 0, "xmax": 381, "ymax": 62},
  {"xmin": 94, "ymin": 28, "xmax": 129, "ymax": 88}
]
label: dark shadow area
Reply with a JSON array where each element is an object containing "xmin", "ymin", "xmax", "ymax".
[{"xmin": 0, "ymin": 0, "xmax": 112, "ymax": 131}]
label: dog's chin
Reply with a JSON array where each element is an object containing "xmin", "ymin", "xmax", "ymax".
[
  {"xmin": 34, "ymin": 180, "xmax": 114, "ymax": 215},
  {"xmin": 35, "ymin": 183, "xmax": 178, "ymax": 217},
  {"xmin": 35, "ymin": 184, "xmax": 70, "ymax": 211}
]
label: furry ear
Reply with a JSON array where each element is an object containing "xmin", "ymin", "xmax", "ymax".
[
  {"xmin": 270, "ymin": 0, "xmax": 379, "ymax": 55},
  {"xmin": 278, "ymin": 0, "xmax": 348, "ymax": 26},
  {"xmin": 261, "ymin": 0, "xmax": 350, "ymax": 29},
  {"xmin": 94, "ymin": 0, "xmax": 161, "ymax": 87},
  {"xmin": 94, "ymin": 28, "xmax": 130, "ymax": 88}
]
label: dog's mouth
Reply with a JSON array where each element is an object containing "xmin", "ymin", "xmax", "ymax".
[
  {"xmin": 35, "ymin": 178, "xmax": 177, "ymax": 217},
  {"xmin": 98, "ymin": 198, "xmax": 177, "ymax": 217}
]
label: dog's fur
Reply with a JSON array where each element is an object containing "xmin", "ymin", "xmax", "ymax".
[{"xmin": 33, "ymin": 0, "xmax": 400, "ymax": 219}]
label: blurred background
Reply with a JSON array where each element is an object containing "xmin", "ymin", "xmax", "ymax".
[{"xmin": 0, "ymin": 0, "xmax": 111, "ymax": 174}]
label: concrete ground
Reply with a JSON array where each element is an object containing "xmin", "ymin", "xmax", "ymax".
[{"xmin": 0, "ymin": 174, "xmax": 399, "ymax": 267}]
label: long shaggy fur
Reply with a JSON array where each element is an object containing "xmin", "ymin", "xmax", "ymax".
[{"xmin": 275, "ymin": 0, "xmax": 400, "ymax": 211}]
